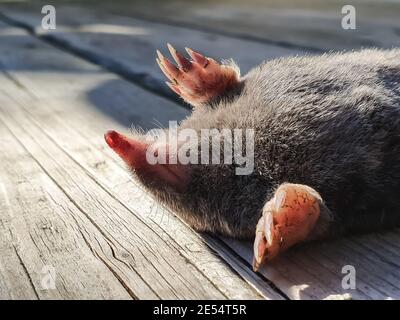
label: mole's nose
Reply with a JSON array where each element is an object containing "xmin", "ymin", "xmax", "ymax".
[
  {"xmin": 104, "ymin": 130, "xmax": 189, "ymax": 192},
  {"xmin": 104, "ymin": 130, "xmax": 148, "ymax": 166},
  {"xmin": 104, "ymin": 130, "xmax": 118, "ymax": 148}
]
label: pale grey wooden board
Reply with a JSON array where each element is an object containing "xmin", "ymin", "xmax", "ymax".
[
  {"xmin": 49, "ymin": 0, "xmax": 400, "ymax": 51},
  {"xmin": 0, "ymin": 171, "xmax": 40, "ymax": 299},
  {"xmin": 223, "ymin": 237, "xmax": 400, "ymax": 300},
  {"xmin": 0, "ymin": 23, "xmax": 275, "ymax": 299},
  {"xmin": 2, "ymin": 3, "xmax": 307, "ymax": 72},
  {"xmin": 0, "ymin": 123, "xmax": 134, "ymax": 300}
]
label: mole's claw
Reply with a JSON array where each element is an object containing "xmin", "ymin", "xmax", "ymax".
[
  {"xmin": 253, "ymin": 216, "xmax": 267, "ymax": 272},
  {"xmin": 156, "ymin": 58, "xmax": 173, "ymax": 83},
  {"xmin": 157, "ymin": 45, "xmax": 240, "ymax": 107},
  {"xmin": 167, "ymin": 43, "xmax": 192, "ymax": 72},
  {"xmin": 185, "ymin": 47, "xmax": 209, "ymax": 67},
  {"xmin": 156, "ymin": 50, "xmax": 180, "ymax": 82},
  {"xmin": 252, "ymin": 184, "xmax": 323, "ymax": 271},
  {"xmin": 165, "ymin": 81, "xmax": 181, "ymax": 95}
]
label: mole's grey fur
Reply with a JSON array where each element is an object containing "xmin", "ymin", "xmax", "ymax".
[{"xmin": 139, "ymin": 48, "xmax": 400, "ymax": 240}]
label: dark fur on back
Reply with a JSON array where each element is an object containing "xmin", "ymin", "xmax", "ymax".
[{"xmin": 138, "ymin": 48, "xmax": 400, "ymax": 239}]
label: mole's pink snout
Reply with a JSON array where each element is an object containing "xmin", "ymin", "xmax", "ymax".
[
  {"xmin": 104, "ymin": 130, "xmax": 148, "ymax": 168},
  {"xmin": 104, "ymin": 130, "xmax": 189, "ymax": 192}
]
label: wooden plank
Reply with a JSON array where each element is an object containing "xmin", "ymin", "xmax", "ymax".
[
  {"xmin": 0, "ymin": 180, "xmax": 40, "ymax": 300},
  {"xmin": 222, "ymin": 237, "xmax": 400, "ymax": 300},
  {"xmin": 2, "ymin": 2, "xmax": 306, "ymax": 72},
  {"xmin": 3, "ymin": 0, "xmax": 400, "ymax": 53},
  {"xmin": 0, "ymin": 124, "xmax": 134, "ymax": 300},
  {"xmin": 0, "ymin": 24, "xmax": 274, "ymax": 299},
  {"xmin": 50, "ymin": 0, "xmax": 400, "ymax": 51}
]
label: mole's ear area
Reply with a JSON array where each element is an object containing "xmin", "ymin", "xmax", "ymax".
[
  {"xmin": 253, "ymin": 183, "xmax": 334, "ymax": 271},
  {"xmin": 156, "ymin": 43, "xmax": 241, "ymax": 107},
  {"xmin": 104, "ymin": 130, "xmax": 189, "ymax": 192}
]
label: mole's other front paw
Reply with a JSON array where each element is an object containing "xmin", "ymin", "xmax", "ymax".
[
  {"xmin": 156, "ymin": 43, "xmax": 240, "ymax": 106},
  {"xmin": 253, "ymin": 183, "xmax": 325, "ymax": 271}
]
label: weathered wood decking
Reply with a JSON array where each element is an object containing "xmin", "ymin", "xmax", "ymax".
[{"xmin": 0, "ymin": 0, "xmax": 400, "ymax": 300}]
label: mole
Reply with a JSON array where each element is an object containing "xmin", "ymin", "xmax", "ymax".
[{"xmin": 105, "ymin": 44, "xmax": 400, "ymax": 271}]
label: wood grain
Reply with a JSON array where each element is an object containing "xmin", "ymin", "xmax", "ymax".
[{"xmin": 0, "ymin": 124, "xmax": 134, "ymax": 299}]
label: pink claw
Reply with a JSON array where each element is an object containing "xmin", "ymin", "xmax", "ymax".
[
  {"xmin": 185, "ymin": 47, "xmax": 209, "ymax": 67},
  {"xmin": 167, "ymin": 43, "xmax": 192, "ymax": 71},
  {"xmin": 155, "ymin": 43, "xmax": 240, "ymax": 106},
  {"xmin": 165, "ymin": 82, "xmax": 181, "ymax": 95},
  {"xmin": 156, "ymin": 50, "xmax": 179, "ymax": 81},
  {"xmin": 156, "ymin": 58, "xmax": 173, "ymax": 83}
]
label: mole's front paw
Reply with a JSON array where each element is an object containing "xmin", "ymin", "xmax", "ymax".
[
  {"xmin": 253, "ymin": 183, "xmax": 323, "ymax": 271},
  {"xmin": 156, "ymin": 44, "xmax": 240, "ymax": 106}
]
